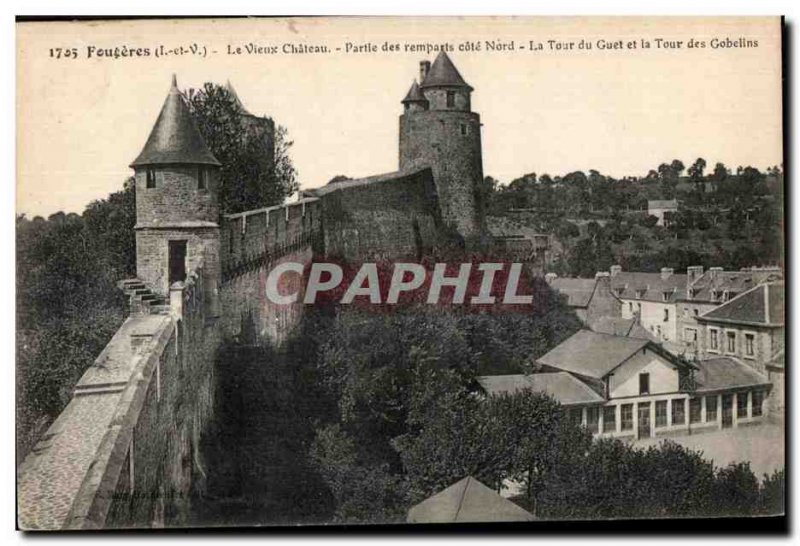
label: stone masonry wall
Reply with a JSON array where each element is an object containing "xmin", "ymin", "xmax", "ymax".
[
  {"xmin": 17, "ymin": 265, "xmax": 220, "ymax": 530},
  {"xmin": 319, "ymin": 169, "xmax": 442, "ymax": 261},
  {"xmin": 136, "ymin": 227, "xmax": 220, "ymax": 301},
  {"xmin": 134, "ymin": 166, "xmax": 220, "ymax": 227},
  {"xmin": 399, "ymin": 110, "xmax": 483, "ymax": 238},
  {"xmin": 218, "ymin": 198, "xmax": 322, "ymax": 345}
]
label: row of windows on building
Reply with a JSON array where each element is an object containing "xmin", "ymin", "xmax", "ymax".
[
  {"xmin": 567, "ymin": 390, "xmax": 766, "ymax": 434},
  {"xmin": 145, "ymin": 167, "xmax": 209, "ymax": 190},
  {"xmin": 708, "ymin": 328, "xmax": 756, "ymax": 357}
]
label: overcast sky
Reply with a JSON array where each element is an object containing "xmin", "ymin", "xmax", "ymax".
[{"xmin": 17, "ymin": 17, "xmax": 782, "ymax": 217}]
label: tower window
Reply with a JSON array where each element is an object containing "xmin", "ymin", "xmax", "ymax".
[
  {"xmin": 198, "ymin": 167, "xmax": 207, "ymax": 190},
  {"xmin": 460, "ymin": 123, "xmax": 469, "ymax": 136},
  {"xmin": 146, "ymin": 168, "xmax": 156, "ymax": 189},
  {"xmin": 446, "ymin": 91, "xmax": 455, "ymax": 108}
]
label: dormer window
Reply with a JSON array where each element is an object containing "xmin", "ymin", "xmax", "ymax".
[
  {"xmin": 146, "ymin": 168, "xmax": 156, "ymax": 189},
  {"xmin": 446, "ymin": 90, "xmax": 456, "ymax": 108},
  {"xmin": 711, "ymin": 289, "xmax": 720, "ymax": 301},
  {"xmin": 636, "ymin": 289, "xmax": 647, "ymax": 299},
  {"xmin": 198, "ymin": 167, "xmax": 207, "ymax": 190},
  {"xmin": 662, "ymin": 291, "xmax": 672, "ymax": 302}
]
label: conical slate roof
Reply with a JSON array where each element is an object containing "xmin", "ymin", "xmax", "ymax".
[
  {"xmin": 407, "ymin": 477, "xmax": 534, "ymax": 523},
  {"xmin": 131, "ymin": 75, "xmax": 221, "ymax": 167},
  {"xmin": 401, "ymin": 80, "xmax": 427, "ymax": 103},
  {"xmin": 226, "ymin": 80, "xmax": 253, "ymax": 116},
  {"xmin": 419, "ymin": 51, "xmax": 472, "ymax": 90}
]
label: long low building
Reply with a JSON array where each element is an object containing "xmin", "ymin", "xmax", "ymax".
[{"xmin": 478, "ymin": 329, "xmax": 772, "ymax": 440}]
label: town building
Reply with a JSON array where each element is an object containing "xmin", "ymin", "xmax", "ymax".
[
  {"xmin": 545, "ymin": 272, "xmax": 621, "ymax": 324},
  {"xmin": 479, "ymin": 329, "xmax": 773, "ymax": 440},
  {"xmin": 647, "ymin": 199, "xmax": 678, "ymax": 226},
  {"xmin": 695, "ymin": 281, "xmax": 784, "ymax": 413},
  {"xmin": 406, "ymin": 476, "xmax": 534, "ymax": 523},
  {"xmin": 679, "ymin": 266, "xmax": 783, "ymax": 355},
  {"xmin": 607, "ymin": 264, "xmax": 782, "ymax": 351}
]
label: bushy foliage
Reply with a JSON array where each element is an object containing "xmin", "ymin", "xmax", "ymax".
[
  {"xmin": 16, "ymin": 180, "xmax": 136, "ymax": 459},
  {"xmin": 485, "ymin": 160, "xmax": 783, "ymax": 275},
  {"xmin": 185, "ymin": 83, "xmax": 298, "ymax": 213}
]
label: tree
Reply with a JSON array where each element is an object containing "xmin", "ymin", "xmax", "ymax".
[
  {"xmin": 186, "ymin": 83, "xmax": 298, "ymax": 214},
  {"xmin": 688, "ymin": 157, "xmax": 707, "ymax": 182}
]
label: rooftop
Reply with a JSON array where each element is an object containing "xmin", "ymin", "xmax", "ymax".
[
  {"xmin": 477, "ymin": 372, "xmax": 605, "ymax": 406},
  {"xmin": 610, "ymin": 271, "xmax": 688, "ymax": 303},
  {"xmin": 695, "ymin": 357, "xmax": 771, "ymax": 393},
  {"xmin": 699, "ymin": 282, "xmax": 784, "ymax": 326},
  {"xmin": 131, "ymin": 75, "xmax": 220, "ymax": 168},
  {"xmin": 406, "ymin": 477, "xmax": 534, "ymax": 523},
  {"xmin": 419, "ymin": 51, "xmax": 473, "ymax": 90},
  {"xmin": 402, "ymin": 80, "xmax": 427, "ymax": 103},
  {"xmin": 586, "ymin": 315, "xmax": 656, "ymax": 341},
  {"xmin": 537, "ymin": 330, "xmax": 650, "ymax": 379},
  {"xmin": 547, "ymin": 277, "xmax": 598, "ymax": 308}
]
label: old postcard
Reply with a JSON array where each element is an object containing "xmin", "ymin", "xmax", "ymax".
[{"xmin": 15, "ymin": 16, "xmax": 785, "ymax": 530}]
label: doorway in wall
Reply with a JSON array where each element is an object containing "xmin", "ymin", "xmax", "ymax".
[
  {"xmin": 169, "ymin": 240, "xmax": 188, "ymax": 285},
  {"xmin": 637, "ymin": 402, "xmax": 651, "ymax": 439},
  {"xmin": 722, "ymin": 394, "xmax": 734, "ymax": 428}
]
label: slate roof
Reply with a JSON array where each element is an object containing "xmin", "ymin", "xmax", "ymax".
[
  {"xmin": 407, "ymin": 477, "xmax": 534, "ymax": 523},
  {"xmin": 685, "ymin": 268, "xmax": 782, "ymax": 303},
  {"xmin": 699, "ymin": 282, "xmax": 784, "ymax": 326},
  {"xmin": 694, "ymin": 357, "xmax": 771, "ymax": 393},
  {"xmin": 226, "ymin": 80, "xmax": 253, "ymax": 116},
  {"xmin": 548, "ymin": 277, "xmax": 598, "ymax": 308},
  {"xmin": 537, "ymin": 330, "xmax": 650, "ymax": 379},
  {"xmin": 587, "ymin": 316, "xmax": 656, "ymax": 341},
  {"xmin": 420, "ymin": 51, "xmax": 473, "ymax": 90},
  {"xmin": 608, "ymin": 267, "xmax": 782, "ymax": 305},
  {"xmin": 477, "ymin": 372, "xmax": 605, "ymax": 405},
  {"xmin": 402, "ymin": 80, "xmax": 427, "ymax": 103},
  {"xmin": 610, "ymin": 271, "xmax": 688, "ymax": 303},
  {"xmin": 131, "ymin": 75, "xmax": 220, "ymax": 167}
]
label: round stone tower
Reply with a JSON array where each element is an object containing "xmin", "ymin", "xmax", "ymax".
[
  {"xmin": 399, "ymin": 52, "xmax": 483, "ymax": 239},
  {"xmin": 130, "ymin": 75, "xmax": 222, "ymax": 311}
]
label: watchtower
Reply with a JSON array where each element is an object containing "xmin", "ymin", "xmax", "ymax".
[
  {"xmin": 399, "ymin": 52, "xmax": 484, "ymax": 239},
  {"xmin": 130, "ymin": 75, "xmax": 222, "ymax": 311}
]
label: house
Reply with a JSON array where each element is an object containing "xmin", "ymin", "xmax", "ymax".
[
  {"xmin": 695, "ymin": 281, "xmax": 784, "ymax": 413},
  {"xmin": 647, "ymin": 199, "xmax": 678, "ymax": 226},
  {"xmin": 478, "ymin": 329, "xmax": 772, "ymax": 439},
  {"xmin": 406, "ymin": 476, "xmax": 534, "ymax": 523},
  {"xmin": 606, "ymin": 264, "xmax": 782, "ymax": 351},
  {"xmin": 679, "ymin": 266, "xmax": 783, "ymax": 354},
  {"xmin": 610, "ymin": 266, "xmax": 687, "ymax": 344},
  {"xmin": 545, "ymin": 273, "xmax": 621, "ymax": 324}
]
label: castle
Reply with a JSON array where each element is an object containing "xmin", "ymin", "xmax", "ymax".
[
  {"xmin": 129, "ymin": 51, "xmax": 525, "ymax": 344},
  {"xmin": 19, "ymin": 52, "xmax": 538, "ymax": 529}
]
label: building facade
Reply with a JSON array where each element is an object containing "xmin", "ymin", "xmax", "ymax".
[{"xmin": 479, "ymin": 329, "xmax": 773, "ymax": 440}]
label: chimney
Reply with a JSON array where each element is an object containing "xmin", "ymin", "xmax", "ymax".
[
  {"xmin": 709, "ymin": 266, "xmax": 723, "ymax": 281},
  {"xmin": 687, "ymin": 265, "xmax": 703, "ymax": 284},
  {"xmin": 595, "ymin": 271, "xmax": 610, "ymax": 279},
  {"xmin": 545, "ymin": 272, "xmax": 557, "ymax": 283},
  {"xmin": 610, "ymin": 265, "xmax": 622, "ymax": 277},
  {"xmin": 660, "ymin": 267, "xmax": 674, "ymax": 280},
  {"xmin": 419, "ymin": 60, "xmax": 431, "ymax": 82}
]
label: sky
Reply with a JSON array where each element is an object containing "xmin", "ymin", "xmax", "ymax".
[{"xmin": 16, "ymin": 16, "xmax": 783, "ymax": 217}]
